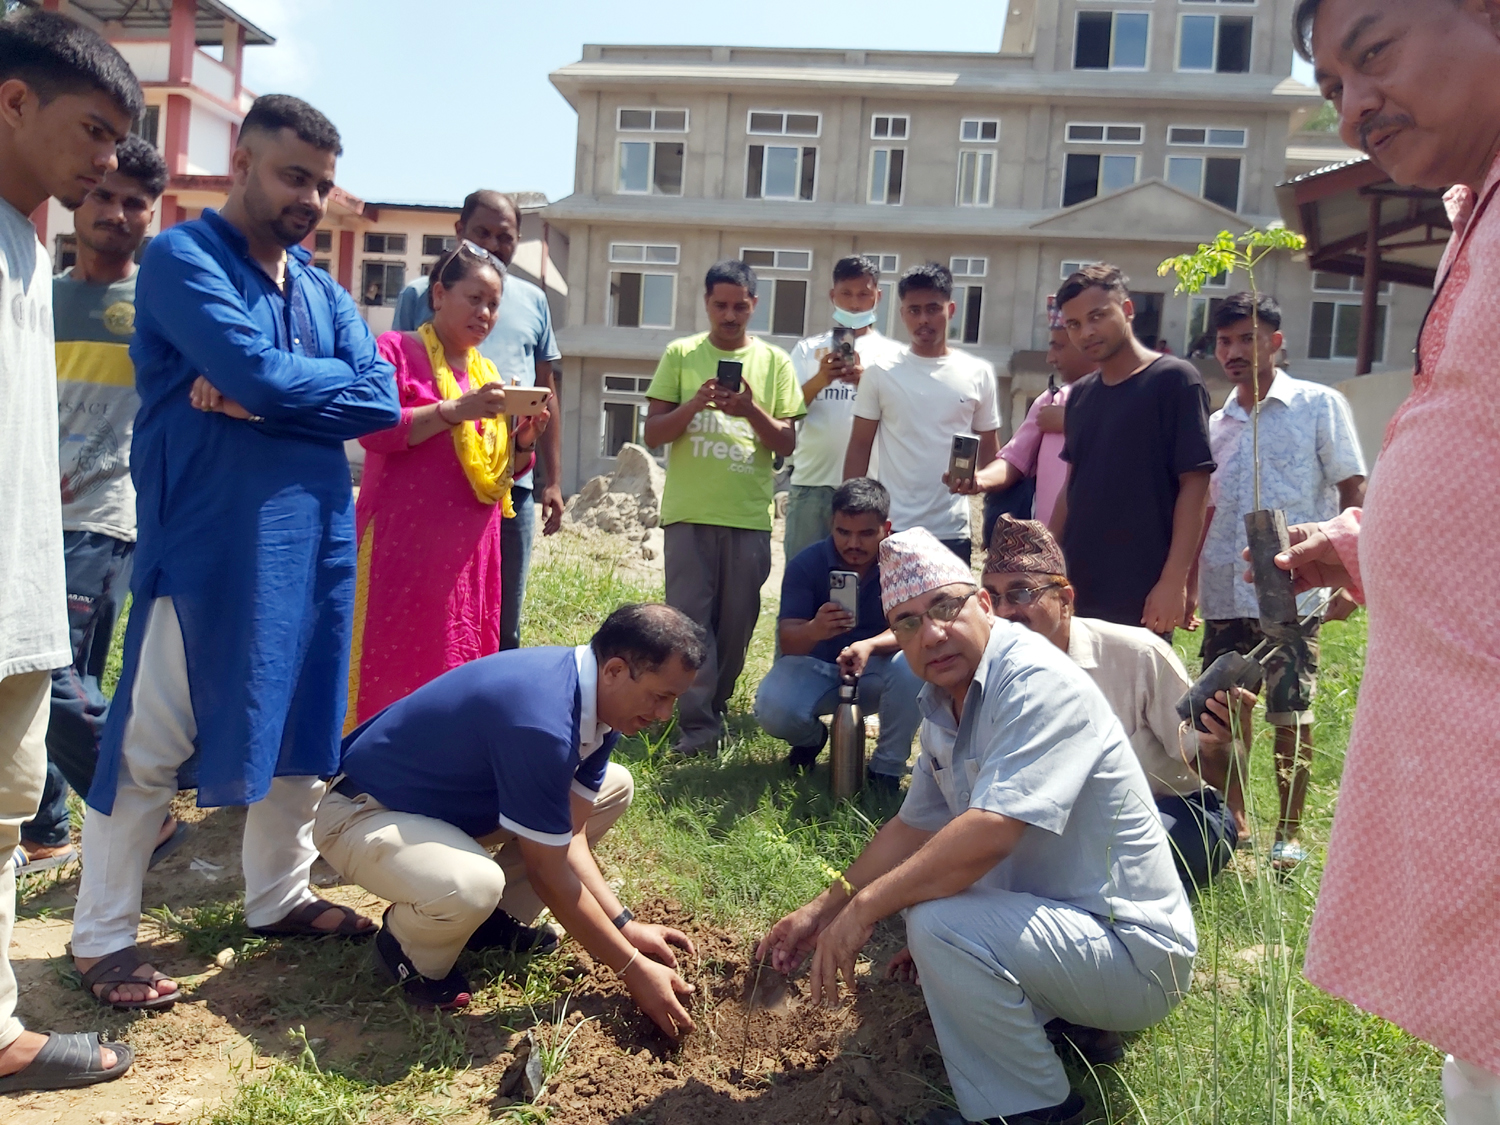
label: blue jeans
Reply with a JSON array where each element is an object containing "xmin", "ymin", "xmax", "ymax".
[
  {"xmin": 500, "ymin": 485, "xmax": 537, "ymax": 651},
  {"xmin": 753, "ymin": 652, "xmax": 923, "ymax": 777},
  {"xmin": 783, "ymin": 485, "xmax": 835, "ymax": 566},
  {"xmin": 22, "ymin": 531, "xmax": 133, "ymax": 847},
  {"xmin": 1156, "ymin": 788, "xmax": 1238, "ymax": 893}
]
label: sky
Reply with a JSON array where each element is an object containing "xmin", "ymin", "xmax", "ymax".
[{"xmin": 230, "ymin": 0, "xmax": 1318, "ymax": 207}]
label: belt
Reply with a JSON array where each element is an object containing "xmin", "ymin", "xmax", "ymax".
[{"xmin": 331, "ymin": 775, "xmax": 364, "ymax": 801}]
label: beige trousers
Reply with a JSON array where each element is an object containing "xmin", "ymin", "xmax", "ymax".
[
  {"xmin": 0, "ymin": 671, "xmax": 51, "ymax": 1050},
  {"xmin": 313, "ymin": 761, "xmax": 634, "ymax": 978}
]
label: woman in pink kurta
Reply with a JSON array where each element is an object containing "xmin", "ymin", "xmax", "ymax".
[
  {"xmin": 1295, "ymin": 153, "xmax": 1500, "ymax": 1083},
  {"xmin": 346, "ymin": 245, "xmax": 546, "ymax": 729}
]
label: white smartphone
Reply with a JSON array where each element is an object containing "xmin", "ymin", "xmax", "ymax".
[{"xmin": 829, "ymin": 570, "xmax": 859, "ymax": 627}]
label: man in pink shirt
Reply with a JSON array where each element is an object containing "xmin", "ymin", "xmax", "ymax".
[{"xmin": 968, "ymin": 298, "xmax": 1093, "ymax": 529}]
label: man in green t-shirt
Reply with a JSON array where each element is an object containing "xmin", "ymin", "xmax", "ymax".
[{"xmin": 644, "ymin": 260, "xmax": 803, "ymax": 756}]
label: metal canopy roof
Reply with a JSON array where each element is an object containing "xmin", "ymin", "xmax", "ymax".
[
  {"xmin": 62, "ymin": 0, "xmax": 275, "ymax": 47},
  {"xmin": 1276, "ymin": 156, "xmax": 1450, "ymax": 289}
]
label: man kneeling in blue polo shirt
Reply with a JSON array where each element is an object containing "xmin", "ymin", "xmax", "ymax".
[
  {"xmin": 754, "ymin": 478, "xmax": 924, "ymax": 790},
  {"xmin": 316, "ymin": 604, "xmax": 706, "ymax": 1035}
]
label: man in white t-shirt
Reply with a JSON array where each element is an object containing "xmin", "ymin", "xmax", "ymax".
[
  {"xmin": 784, "ymin": 255, "xmax": 904, "ymax": 563},
  {"xmin": 844, "ymin": 262, "xmax": 1000, "ymax": 563}
]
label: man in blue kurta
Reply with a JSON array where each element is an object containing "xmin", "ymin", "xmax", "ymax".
[{"xmin": 70, "ymin": 95, "xmax": 399, "ymax": 1010}]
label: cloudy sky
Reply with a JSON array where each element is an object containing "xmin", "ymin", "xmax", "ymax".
[{"xmin": 230, "ymin": 0, "xmax": 1316, "ymax": 208}]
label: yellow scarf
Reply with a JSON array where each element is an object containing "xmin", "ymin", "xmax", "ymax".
[{"xmin": 417, "ymin": 322, "xmax": 514, "ymax": 514}]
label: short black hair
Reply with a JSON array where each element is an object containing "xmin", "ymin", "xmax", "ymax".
[
  {"xmin": 240, "ymin": 94, "xmax": 343, "ymax": 156},
  {"xmin": 832, "ymin": 255, "xmax": 880, "ymax": 286},
  {"xmin": 459, "ymin": 189, "xmax": 519, "ymax": 228},
  {"xmin": 705, "ymin": 258, "xmax": 757, "ymax": 298},
  {"xmin": 1056, "ymin": 263, "xmax": 1129, "ymax": 310},
  {"xmin": 1212, "ymin": 291, "xmax": 1283, "ymax": 332},
  {"xmin": 897, "ymin": 261, "xmax": 953, "ymax": 300},
  {"xmin": 0, "ymin": 8, "xmax": 143, "ymax": 120},
  {"xmin": 591, "ymin": 603, "xmax": 708, "ymax": 676},
  {"xmin": 427, "ymin": 243, "xmax": 506, "ymax": 311},
  {"xmin": 832, "ymin": 477, "xmax": 890, "ymax": 521},
  {"xmin": 113, "ymin": 133, "xmax": 168, "ymax": 198}
]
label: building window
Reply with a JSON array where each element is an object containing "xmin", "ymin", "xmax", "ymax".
[
  {"xmin": 53, "ymin": 234, "xmax": 77, "ymax": 273},
  {"xmin": 313, "ymin": 258, "xmax": 332, "ymax": 273},
  {"xmin": 363, "ymin": 233, "xmax": 406, "ymax": 255},
  {"xmin": 132, "ymin": 105, "xmax": 160, "ymax": 148},
  {"xmin": 1168, "ymin": 126, "xmax": 1247, "ymax": 147},
  {"xmin": 423, "ymin": 234, "xmax": 457, "ymax": 257},
  {"xmin": 601, "ymin": 374, "xmax": 659, "ymax": 458},
  {"xmin": 950, "ymin": 257, "xmax": 987, "ymax": 278},
  {"xmin": 1309, "ymin": 301, "xmax": 1387, "ymax": 362},
  {"xmin": 1312, "ymin": 271, "xmax": 1391, "ymax": 295},
  {"xmin": 314, "ymin": 230, "xmax": 333, "ymax": 253},
  {"xmin": 611, "ymin": 272, "xmax": 675, "ymax": 329},
  {"xmin": 1061, "ymin": 259, "xmax": 1102, "ymax": 279},
  {"xmin": 1074, "ymin": 10, "xmax": 1150, "ymax": 70},
  {"xmin": 748, "ymin": 279, "xmax": 809, "ymax": 337},
  {"xmin": 957, "ymin": 149, "xmax": 995, "ymax": 206},
  {"xmin": 869, "ymin": 147, "xmax": 905, "ymax": 204},
  {"xmin": 741, "ymin": 248, "xmax": 811, "ymax": 271},
  {"xmin": 1166, "ymin": 155, "xmax": 1241, "ymax": 211},
  {"xmin": 747, "ymin": 110, "xmax": 821, "ymax": 137},
  {"xmin": 1178, "ymin": 13, "xmax": 1252, "ymax": 72},
  {"xmin": 618, "ymin": 140, "xmax": 684, "ymax": 195},
  {"xmin": 1065, "ymin": 122, "xmax": 1144, "ymax": 144},
  {"xmin": 869, "ymin": 253, "xmax": 900, "ymax": 274},
  {"xmin": 746, "ymin": 145, "xmax": 817, "ymax": 200},
  {"xmin": 1062, "ymin": 153, "xmax": 1139, "ymax": 207},
  {"xmin": 948, "ymin": 285, "xmax": 984, "ymax": 345},
  {"xmin": 871, "ymin": 114, "xmax": 908, "ymax": 139},
  {"xmin": 617, "ymin": 107, "xmax": 688, "ymax": 132},
  {"xmin": 961, "ymin": 118, "xmax": 999, "ymax": 143},
  {"xmin": 361, "ymin": 261, "xmax": 405, "ymax": 306},
  {"xmin": 610, "ymin": 242, "xmax": 680, "ymax": 265}
]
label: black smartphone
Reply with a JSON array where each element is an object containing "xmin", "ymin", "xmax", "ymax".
[
  {"xmin": 948, "ymin": 433, "xmax": 981, "ymax": 487},
  {"xmin": 715, "ymin": 359, "xmax": 743, "ymax": 392},
  {"xmin": 831, "ymin": 325, "xmax": 856, "ymax": 362}
]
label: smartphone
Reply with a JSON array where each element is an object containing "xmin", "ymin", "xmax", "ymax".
[
  {"xmin": 715, "ymin": 359, "xmax": 743, "ymax": 393},
  {"xmin": 829, "ymin": 570, "xmax": 859, "ymax": 627},
  {"xmin": 831, "ymin": 325, "xmax": 856, "ymax": 362},
  {"xmin": 504, "ymin": 386, "xmax": 551, "ymax": 417},
  {"xmin": 948, "ymin": 433, "xmax": 981, "ymax": 487}
]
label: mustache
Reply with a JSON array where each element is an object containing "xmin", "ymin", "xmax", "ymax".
[{"xmin": 1358, "ymin": 113, "xmax": 1415, "ymax": 154}]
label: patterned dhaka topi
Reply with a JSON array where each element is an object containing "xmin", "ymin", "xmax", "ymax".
[
  {"xmin": 1047, "ymin": 294, "xmax": 1065, "ymax": 331},
  {"xmin": 984, "ymin": 514, "xmax": 1068, "ymax": 577},
  {"xmin": 879, "ymin": 527, "xmax": 977, "ymax": 614}
]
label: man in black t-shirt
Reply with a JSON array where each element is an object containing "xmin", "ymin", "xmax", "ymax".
[{"xmin": 1050, "ymin": 265, "xmax": 1214, "ymax": 635}]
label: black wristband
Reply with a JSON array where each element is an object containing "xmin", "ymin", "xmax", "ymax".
[{"xmin": 612, "ymin": 907, "xmax": 634, "ymax": 929}]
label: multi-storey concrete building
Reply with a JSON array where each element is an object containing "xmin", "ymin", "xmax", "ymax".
[{"xmin": 542, "ymin": 0, "xmax": 1427, "ymax": 493}]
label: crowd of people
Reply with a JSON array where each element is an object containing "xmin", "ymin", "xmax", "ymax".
[{"xmin": 0, "ymin": 3, "xmax": 1494, "ymax": 1125}]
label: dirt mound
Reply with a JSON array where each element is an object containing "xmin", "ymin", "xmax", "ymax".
[
  {"xmin": 564, "ymin": 442, "xmax": 667, "ymax": 561},
  {"xmin": 514, "ymin": 901, "xmax": 947, "ymax": 1124}
]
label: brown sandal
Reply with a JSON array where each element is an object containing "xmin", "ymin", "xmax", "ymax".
[
  {"xmin": 250, "ymin": 899, "xmax": 375, "ymax": 939},
  {"xmin": 76, "ymin": 946, "xmax": 178, "ymax": 1011}
]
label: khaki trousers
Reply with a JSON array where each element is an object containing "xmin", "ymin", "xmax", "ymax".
[
  {"xmin": 313, "ymin": 761, "xmax": 634, "ymax": 978},
  {"xmin": 0, "ymin": 671, "xmax": 51, "ymax": 1050}
]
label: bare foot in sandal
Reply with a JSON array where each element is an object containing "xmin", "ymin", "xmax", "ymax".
[
  {"xmin": 0, "ymin": 1030, "xmax": 119, "ymax": 1078},
  {"xmin": 73, "ymin": 947, "xmax": 179, "ymax": 1009},
  {"xmin": 251, "ymin": 898, "xmax": 376, "ymax": 938}
]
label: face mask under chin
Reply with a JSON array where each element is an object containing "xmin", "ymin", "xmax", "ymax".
[{"xmin": 832, "ymin": 306, "xmax": 879, "ymax": 330}]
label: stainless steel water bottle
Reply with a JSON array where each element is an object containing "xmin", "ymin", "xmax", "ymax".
[{"xmin": 829, "ymin": 675, "xmax": 865, "ymax": 800}]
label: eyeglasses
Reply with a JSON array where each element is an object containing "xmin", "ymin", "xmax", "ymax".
[
  {"xmin": 990, "ymin": 582, "xmax": 1063, "ymax": 609},
  {"xmin": 890, "ymin": 589, "xmax": 977, "ymax": 641}
]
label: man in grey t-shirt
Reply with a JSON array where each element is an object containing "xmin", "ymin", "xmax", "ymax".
[
  {"xmin": 760, "ymin": 528, "xmax": 1195, "ymax": 1125},
  {"xmin": 392, "ymin": 190, "xmax": 563, "ymax": 651}
]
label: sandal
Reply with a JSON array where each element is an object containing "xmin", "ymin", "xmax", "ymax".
[
  {"xmin": 1270, "ymin": 839, "xmax": 1309, "ymax": 871},
  {"xmin": 148, "ymin": 820, "xmax": 194, "ymax": 872},
  {"xmin": 76, "ymin": 946, "xmax": 178, "ymax": 1011},
  {"xmin": 0, "ymin": 1031, "xmax": 133, "ymax": 1093},
  {"xmin": 11, "ymin": 844, "xmax": 78, "ymax": 874},
  {"xmin": 250, "ymin": 898, "xmax": 376, "ymax": 939}
]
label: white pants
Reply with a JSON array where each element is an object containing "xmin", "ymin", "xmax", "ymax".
[
  {"xmin": 0, "ymin": 670, "xmax": 50, "ymax": 1050},
  {"xmin": 314, "ymin": 762, "xmax": 634, "ymax": 979},
  {"xmin": 71, "ymin": 597, "xmax": 323, "ymax": 958},
  {"xmin": 907, "ymin": 885, "xmax": 1191, "ymax": 1121},
  {"xmin": 1447, "ymin": 1056, "xmax": 1500, "ymax": 1125}
]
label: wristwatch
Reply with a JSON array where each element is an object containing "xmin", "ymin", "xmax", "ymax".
[{"xmin": 612, "ymin": 907, "xmax": 634, "ymax": 929}]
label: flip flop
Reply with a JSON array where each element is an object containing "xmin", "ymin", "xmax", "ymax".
[
  {"xmin": 250, "ymin": 898, "xmax": 376, "ymax": 939},
  {"xmin": 11, "ymin": 845, "xmax": 78, "ymax": 874},
  {"xmin": 76, "ymin": 946, "xmax": 178, "ymax": 1011},
  {"xmin": 0, "ymin": 1032, "xmax": 133, "ymax": 1093},
  {"xmin": 148, "ymin": 820, "xmax": 194, "ymax": 871}
]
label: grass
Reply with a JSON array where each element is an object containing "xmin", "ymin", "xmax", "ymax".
[{"xmin": 79, "ymin": 543, "xmax": 1442, "ymax": 1124}]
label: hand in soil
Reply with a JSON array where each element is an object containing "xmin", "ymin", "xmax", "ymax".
[
  {"xmin": 758, "ymin": 899, "xmax": 831, "ymax": 974},
  {"xmin": 809, "ymin": 901, "xmax": 874, "ymax": 1006},
  {"xmin": 623, "ymin": 951, "xmax": 696, "ymax": 1039},
  {"xmin": 623, "ymin": 919, "xmax": 695, "ymax": 968},
  {"xmin": 885, "ymin": 946, "xmax": 920, "ymax": 986}
]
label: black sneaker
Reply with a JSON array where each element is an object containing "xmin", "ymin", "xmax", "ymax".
[
  {"xmin": 1045, "ymin": 1019, "xmax": 1125, "ymax": 1065},
  {"xmin": 921, "ymin": 1092, "xmax": 1085, "ymax": 1125},
  {"xmin": 373, "ymin": 909, "xmax": 472, "ymax": 1010},
  {"xmin": 787, "ymin": 724, "xmax": 828, "ymax": 772},
  {"xmin": 865, "ymin": 768, "xmax": 903, "ymax": 796},
  {"xmin": 464, "ymin": 907, "xmax": 560, "ymax": 955}
]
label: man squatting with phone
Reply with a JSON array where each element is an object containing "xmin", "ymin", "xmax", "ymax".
[{"xmin": 753, "ymin": 478, "xmax": 924, "ymax": 793}]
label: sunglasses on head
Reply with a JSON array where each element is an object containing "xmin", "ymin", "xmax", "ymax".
[{"xmin": 435, "ymin": 240, "xmax": 505, "ymax": 287}]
